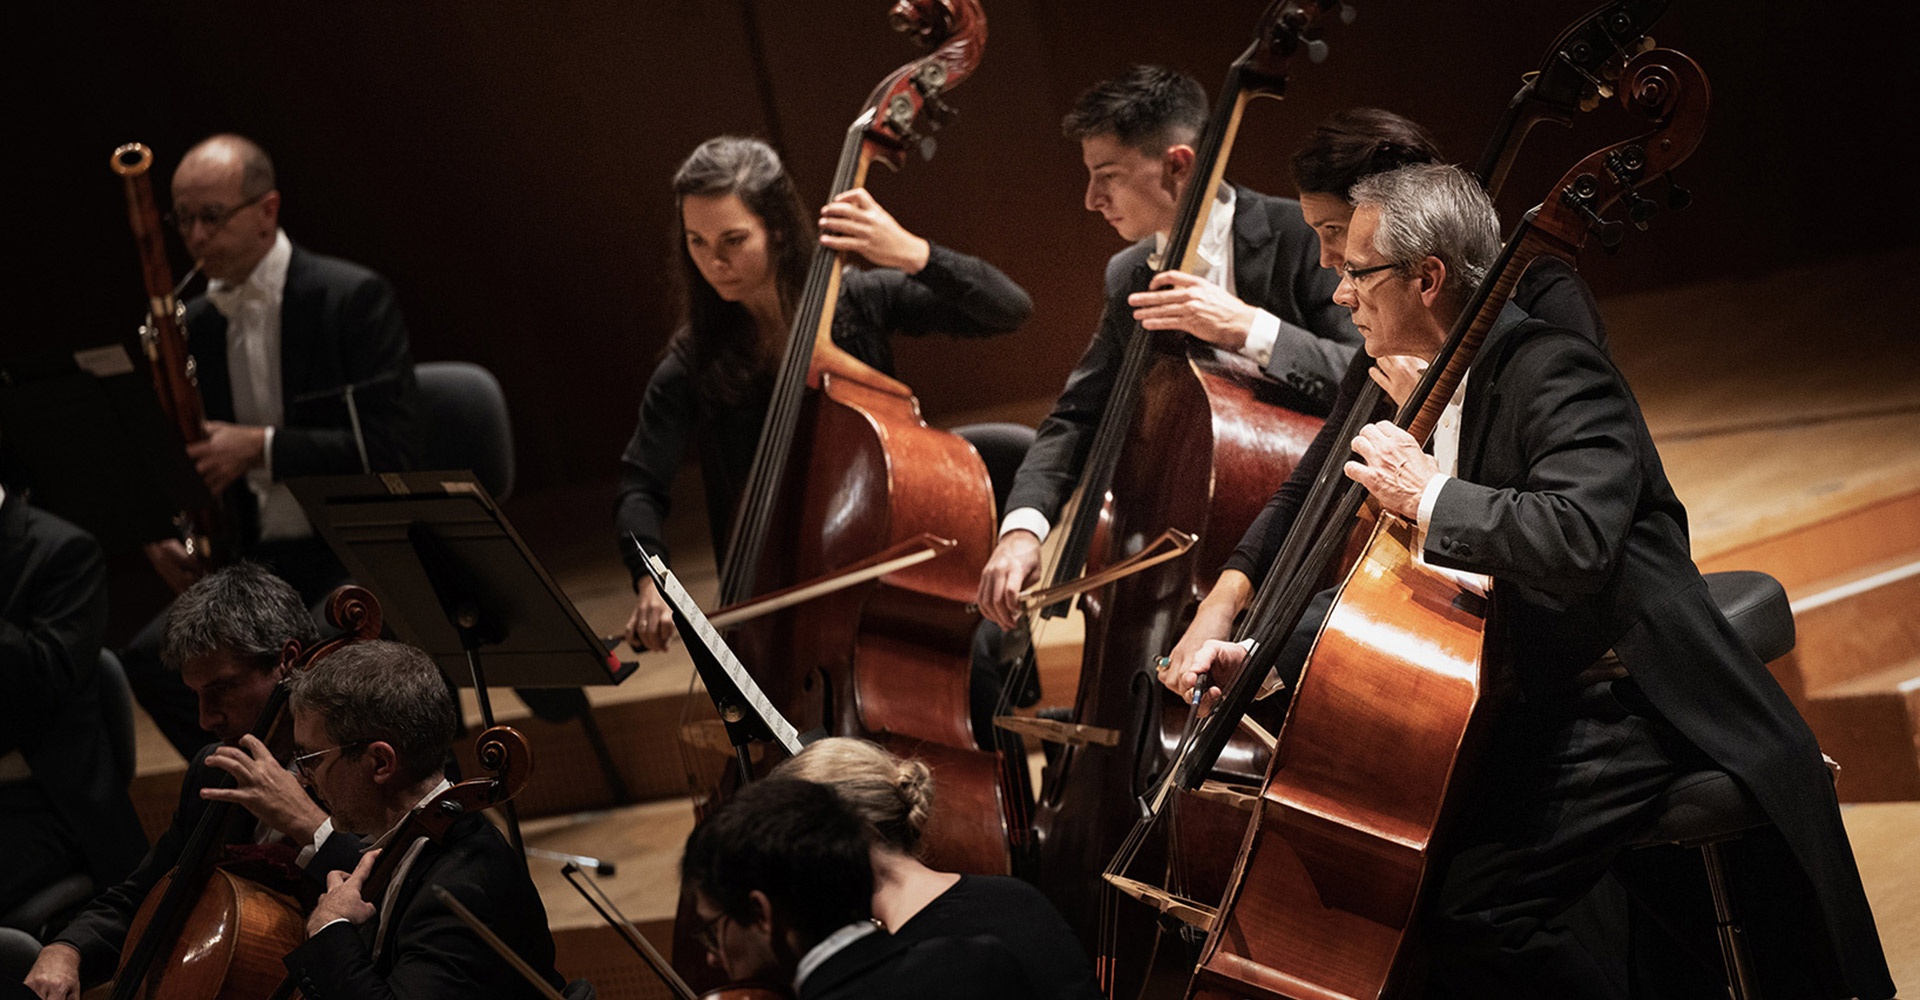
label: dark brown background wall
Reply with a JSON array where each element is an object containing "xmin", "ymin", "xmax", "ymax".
[{"xmin": 16, "ymin": 0, "xmax": 1917, "ymax": 502}]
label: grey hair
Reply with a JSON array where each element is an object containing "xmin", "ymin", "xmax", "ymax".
[
  {"xmin": 284, "ymin": 640, "xmax": 456, "ymax": 786},
  {"xmin": 1350, "ymin": 163, "xmax": 1500, "ymax": 295},
  {"xmin": 160, "ymin": 562, "xmax": 319, "ymax": 673}
]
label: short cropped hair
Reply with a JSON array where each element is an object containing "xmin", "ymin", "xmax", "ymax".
[
  {"xmin": 284, "ymin": 639, "xmax": 456, "ymax": 786},
  {"xmin": 1061, "ymin": 65, "xmax": 1208, "ymax": 156},
  {"xmin": 680, "ymin": 778, "xmax": 873, "ymax": 944},
  {"xmin": 1350, "ymin": 163, "xmax": 1500, "ymax": 295},
  {"xmin": 160, "ymin": 562, "xmax": 319, "ymax": 673},
  {"xmin": 772, "ymin": 737, "xmax": 934, "ymax": 855}
]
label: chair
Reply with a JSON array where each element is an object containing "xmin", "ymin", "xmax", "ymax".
[
  {"xmin": 414, "ymin": 361, "xmax": 516, "ymax": 502},
  {"xmin": 1624, "ymin": 570, "xmax": 1797, "ymax": 1000},
  {"xmin": 950, "ymin": 421, "xmax": 1035, "ymax": 518}
]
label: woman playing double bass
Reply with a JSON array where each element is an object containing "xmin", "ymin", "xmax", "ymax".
[{"xmin": 615, "ymin": 136, "xmax": 1032, "ymax": 653}]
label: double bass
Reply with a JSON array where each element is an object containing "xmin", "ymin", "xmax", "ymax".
[
  {"xmin": 672, "ymin": 0, "xmax": 1019, "ymax": 981},
  {"xmin": 995, "ymin": 5, "xmax": 1343, "ymax": 995},
  {"xmin": 106, "ymin": 587, "xmax": 382, "ymax": 1000},
  {"xmin": 1103, "ymin": 0, "xmax": 1675, "ymax": 934},
  {"xmin": 1185, "ymin": 49, "xmax": 1710, "ymax": 999}
]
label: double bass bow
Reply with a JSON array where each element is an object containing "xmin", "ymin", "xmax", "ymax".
[
  {"xmin": 107, "ymin": 586, "xmax": 382, "ymax": 1000},
  {"xmin": 1183, "ymin": 49, "xmax": 1710, "ymax": 999},
  {"xmin": 110, "ymin": 142, "xmax": 235, "ymax": 570},
  {"xmin": 673, "ymin": 0, "xmax": 1018, "ymax": 983}
]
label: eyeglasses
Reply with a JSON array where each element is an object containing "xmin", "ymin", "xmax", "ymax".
[
  {"xmin": 164, "ymin": 191, "xmax": 269, "ymax": 234},
  {"xmin": 1339, "ymin": 259, "xmax": 1406, "ymax": 285},
  {"xmin": 289, "ymin": 738, "xmax": 372, "ymax": 780},
  {"xmin": 694, "ymin": 910, "xmax": 732, "ymax": 954}
]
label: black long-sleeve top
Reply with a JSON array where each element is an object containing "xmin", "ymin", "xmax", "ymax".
[{"xmin": 614, "ymin": 243, "xmax": 1032, "ymax": 585}]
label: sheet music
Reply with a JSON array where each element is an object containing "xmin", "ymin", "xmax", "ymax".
[{"xmin": 644, "ymin": 553, "xmax": 804, "ymax": 755}]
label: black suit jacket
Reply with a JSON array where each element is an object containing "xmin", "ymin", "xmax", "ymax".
[
  {"xmin": 282, "ymin": 811, "xmax": 570, "ymax": 1000},
  {"xmin": 54, "ymin": 743, "xmax": 365, "ymax": 986},
  {"xmin": 799, "ymin": 927, "xmax": 1035, "ymax": 1000},
  {"xmin": 0, "ymin": 492, "xmax": 146, "ymax": 890},
  {"xmin": 1004, "ymin": 185, "xmax": 1357, "ymax": 522},
  {"xmin": 1424, "ymin": 312, "xmax": 1893, "ymax": 998},
  {"xmin": 184, "ymin": 243, "xmax": 420, "ymax": 546}
]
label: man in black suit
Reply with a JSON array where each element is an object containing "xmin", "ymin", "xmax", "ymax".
[
  {"xmin": 1179, "ymin": 163, "xmax": 1892, "ymax": 998},
  {"xmin": 0, "ymin": 483, "xmax": 146, "ymax": 920},
  {"xmin": 974, "ymin": 64, "xmax": 1358, "ymax": 639},
  {"xmin": 127, "ymin": 133, "xmax": 420, "ymax": 760},
  {"xmin": 280, "ymin": 639, "xmax": 574, "ymax": 1000},
  {"xmin": 680, "ymin": 777, "xmax": 1031, "ymax": 1000},
  {"xmin": 25, "ymin": 563, "xmax": 362, "ymax": 1000}
]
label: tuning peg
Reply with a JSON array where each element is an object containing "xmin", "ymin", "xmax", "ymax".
[
  {"xmin": 918, "ymin": 136, "xmax": 938, "ymax": 162},
  {"xmin": 1306, "ymin": 37, "xmax": 1330, "ymax": 63},
  {"xmin": 1576, "ymin": 204, "xmax": 1626, "ymax": 252},
  {"xmin": 1665, "ymin": 173, "xmax": 1693, "ymax": 211},
  {"xmin": 1623, "ymin": 189, "xmax": 1658, "ymax": 230},
  {"xmin": 1330, "ymin": 1, "xmax": 1357, "ymax": 25}
]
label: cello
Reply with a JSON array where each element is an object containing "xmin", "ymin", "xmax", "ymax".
[
  {"xmin": 1185, "ymin": 49, "xmax": 1710, "ymax": 999},
  {"xmin": 672, "ymin": 0, "xmax": 1018, "ymax": 981},
  {"xmin": 106, "ymin": 586, "xmax": 382, "ymax": 1000},
  {"xmin": 998, "ymin": 5, "xmax": 1343, "ymax": 995}
]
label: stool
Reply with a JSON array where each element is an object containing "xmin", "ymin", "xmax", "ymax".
[
  {"xmin": 1629, "ymin": 769, "xmax": 1770, "ymax": 999},
  {"xmin": 1623, "ymin": 570, "xmax": 1796, "ymax": 999}
]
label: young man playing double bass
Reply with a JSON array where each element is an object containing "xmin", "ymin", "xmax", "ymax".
[
  {"xmin": 1173, "ymin": 164, "xmax": 1892, "ymax": 998},
  {"xmin": 971, "ymin": 65, "xmax": 1360, "ymax": 732},
  {"xmin": 24, "ymin": 563, "xmax": 364, "ymax": 1000}
]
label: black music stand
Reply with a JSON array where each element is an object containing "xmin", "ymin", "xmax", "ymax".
[
  {"xmin": 289, "ymin": 472, "xmax": 639, "ymax": 857},
  {"xmin": 0, "ymin": 342, "xmax": 209, "ymax": 552},
  {"xmin": 638, "ymin": 546, "xmax": 818, "ymax": 784}
]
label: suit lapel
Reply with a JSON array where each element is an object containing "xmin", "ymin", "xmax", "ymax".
[
  {"xmin": 1229, "ymin": 185, "xmax": 1277, "ymax": 297},
  {"xmin": 1455, "ymin": 301, "xmax": 1531, "ymax": 482},
  {"xmin": 280, "ymin": 246, "xmax": 319, "ymax": 401}
]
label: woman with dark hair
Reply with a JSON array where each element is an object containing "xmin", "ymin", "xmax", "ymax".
[
  {"xmin": 1160, "ymin": 106, "xmax": 1607, "ymax": 692},
  {"xmin": 616, "ymin": 136, "xmax": 1032, "ymax": 651}
]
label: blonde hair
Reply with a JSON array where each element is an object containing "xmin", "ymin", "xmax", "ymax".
[{"xmin": 774, "ymin": 738, "xmax": 934, "ymax": 853}]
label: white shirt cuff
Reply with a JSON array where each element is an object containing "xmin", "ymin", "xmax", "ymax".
[
  {"xmin": 261, "ymin": 426, "xmax": 276, "ymax": 479},
  {"xmin": 296, "ymin": 817, "xmax": 334, "ymax": 869},
  {"xmin": 999, "ymin": 506, "xmax": 1052, "ymax": 543},
  {"xmin": 1238, "ymin": 310, "xmax": 1279, "ymax": 367},
  {"xmin": 1416, "ymin": 472, "xmax": 1451, "ymax": 538},
  {"xmin": 311, "ymin": 917, "xmax": 351, "ymax": 938}
]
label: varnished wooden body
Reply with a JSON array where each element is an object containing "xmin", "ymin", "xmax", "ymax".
[
  {"xmin": 117, "ymin": 869, "xmax": 306, "ymax": 1000},
  {"xmin": 1192, "ymin": 515, "xmax": 1489, "ymax": 999},
  {"xmin": 1031, "ymin": 335, "xmax": 1319, "ymax": 996}
]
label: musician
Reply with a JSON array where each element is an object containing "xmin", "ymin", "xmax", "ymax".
[
  {"xmin": 680, "ymin": 776, "xmax": 1033, "ymax": 999},
  {"xmin": 25, "ymin": 563, "xmax": 361, "ymax": 1000},
  {"xmin": 1176, "ymin": 164, "xmax": 1893, "ymax": 998},
  {"xmin": 617, "ymin": 135, "xmax": 1032, "ymax": 652},
  {"xmin": 280, "ymin": 639, "xmax": 574, "ymax": 1000},
  {"xmin": 974, "ymin": 64, "xmax": 1358, "ymax": 670},
  {"xmin": 123, "ymin": 132, "xmax": 421, "ymax": 760},
  {"xmin": 772, "ymin": 738, "xmax": 1099, "ymax": 999},
  {"xmin": 1165, "ymin": 106, "xmax": 1606, "ymax": 688},
  {"xmin": 1, "ymin": 481, "xmax": 146, "ymax": 922}
]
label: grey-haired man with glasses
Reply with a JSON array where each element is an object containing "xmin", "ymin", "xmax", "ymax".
[{"xmin": 24, "ymin": 563, "xmax": 365, "ymax": 1000}]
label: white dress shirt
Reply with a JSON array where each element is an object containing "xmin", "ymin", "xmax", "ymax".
[
  {"xmin": 203, "ymin": 229, "xmax": 311, "ymax": 541},
  {"xmin": 1000, "ymin": 184, "xmax": 1279, "ymax": 542}
]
